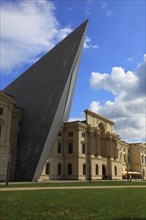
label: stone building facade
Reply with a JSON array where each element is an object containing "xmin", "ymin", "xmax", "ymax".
[
  {"xmin": 0, "ymin": 93, "xmax": 145, "ymax": 182},
  {"xmin": 40, "ymin": 110, "xmax": 146, "ymax": 181},
  {"xmin": 0, "ymin": 92, "xmax": 22, "ymax": 181}
]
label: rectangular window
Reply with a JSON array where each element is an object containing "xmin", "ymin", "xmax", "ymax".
[
  {"xmin": 57, "ymin": 143, "xmax": 61, "ymax": 153},
  {"xmin": 0, "ymin": 107, "xmax": 3, "ymax": 115},
  {"xmin": 141, "ymin": 156, "xmax": 144, "ymax": 163},
  {"xmin": 82, "ymin": 143, "xmax": 85, "ymax": 154},
  {"xmin": 82, "ymin": 132, "xmax": 85, "ymax": 138},
  {"xmin": 58, "ymin": 132, "xmax": 62, "ymax": 137},
  {"xmin": 68, "ymin": 132, "xmax": 73, "ymax": 137},
  {"xmin": 68, "ymin": 143, "xmax": 73, "ymax": 154},
  {"xmin": 0, "ymin": 125, "xmax": 1, "ymax": 141}
]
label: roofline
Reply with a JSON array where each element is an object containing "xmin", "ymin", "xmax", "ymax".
[{"xmin": 84, "ymin": 109, "xmax": 115, "ymax": 125}]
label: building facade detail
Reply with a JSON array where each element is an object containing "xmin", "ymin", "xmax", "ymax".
[
  {"xmin": 0, "ymin": 92, "xmax": 22, "ymax": 181},
  {"xmin": 40, "ymin": 110, "xmax": 146, "ymax": 181}
]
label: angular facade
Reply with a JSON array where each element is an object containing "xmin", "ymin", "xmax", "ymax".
[
  {"xmin": 40, "ymin": 110, "xmax": 146, "ymax": 181},
  {"xmin": 2, "ymin": 20, "xmax": 88, "ymax": 181}
]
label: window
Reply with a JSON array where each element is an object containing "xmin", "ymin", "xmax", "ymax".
[
  {"xmin": 82, "ymin": 143, "xmax": 85, "ymax": 154},
  {"xmin": 115, "ymin": 166, "xmax": 117, "ymax": 175},
  {"xmin": 124, "ymin": 154, "xmax": 126, "ymax": 163},
  {"xmin": 96, "ymin": 164, "xmax": 99, "ymax": 175},
  {"xmin": 58, "ymin": 132, "xmax": 62, "ymax": 137},
  {"xmin": 57, "ymin": 143, "xmax": 61, "ymax": 154},
  {"xmin": 82, "ymin": 132, "xmax": 85, "ymax": 138},
  {"xmin": 0, "ymin": 107, "xmax": 3, "ymax": 115},
  {"xmin": 68, "ymin": 132, "xmax": 73, "ymax": 137},
  {"xmin": 0, "ymin": 125, "xmax": 2, "ymax": 141},
  {"xmin": 83, "ymin": 163, "xmax": 86, "ymax": 175},
  {"xmin": 68, "ymin": 143, "xmax": 73, "ymax": 154},
  {"xmin": 58, "ymin": 163, "xmax": 62, "ymax": 175},
  {"xmin": 68, "ymin": 163, "xmax": 72, "ymax": 175},
  {"xmin": 46, "ymin": 162, "xmax": 50, "ymax": 175},
  {"xmin": 18, "ymin": 120, "xmax": 21, "ymax": 127},
  {"xmin": 141, "ymin": 156, "xmax": 144, "ymax": 163},
  {"xmin": 102, "ymin": 164, "xmax": 106, "ymax": 176}
]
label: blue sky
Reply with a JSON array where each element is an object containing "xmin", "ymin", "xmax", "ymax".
[{"xmin": 0, "ymin": 0, "xmax": 145, "ymax": 142}]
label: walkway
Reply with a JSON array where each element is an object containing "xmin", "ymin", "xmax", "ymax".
[{"xmin": 0, "ymin": 185, "xmax": 146, "ymax": 191}]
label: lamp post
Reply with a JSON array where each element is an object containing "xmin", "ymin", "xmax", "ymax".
[
  {"xmin": 89, "ymin": 158, "xmax": 92, "ymax": 183},
  {"xmin": 142, "ymin": 168, "xmax": 144, "ymax": 181},
  {"xmin": 126, "ymin": 155, "xmax": 129, "ymax": 182},
  {"xmin": 6, "ymin": 147, "xmax": 11, "ymax": 186}
]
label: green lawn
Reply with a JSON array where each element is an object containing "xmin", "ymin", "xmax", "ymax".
[
  {"xmin": 0, "ymin": 180, "xmax": 146, "ymax": 188},
  {"xmin": 0, "ymin": 188, "xmax": 146, "ymax": 220}
]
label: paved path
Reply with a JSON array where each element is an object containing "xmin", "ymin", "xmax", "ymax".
[{"xmin": 0, "ymin": 185, "xmax": 146, "ymax": 191}]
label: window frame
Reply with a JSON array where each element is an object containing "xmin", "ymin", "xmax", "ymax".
[
  {"xmin": 57, "ymin": 142, "xmax": 62, "ymax": 154},
  {"xmin": 68, "ymin": 163, "xmax": 72, "ymax": 175},
  {"xmin": 68, "ymin": 142, "xmax": 73, "ymax": 154}
]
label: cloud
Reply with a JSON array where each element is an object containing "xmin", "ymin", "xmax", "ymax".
[
  {"xmin": 99, "ymin": 0, "xmax": 108, "ymax": 10},
  {"xmin": 127, "ymin": 57, "xmax": 134, "ymax": 64},
  {"xmin": 1, "ymin": 0, "xmax": 73, "ymax": 74},
  {"xmin": 1, "ymin": 0, "xmax": 97, "ymax": 75},
  {"xmin": 89, "ymin": 56, "xmax": 146, "ymax": 142},
  {"xmin": 106, "ymin": 10, "xmax": 112, "ymax": 16},
  {"xmin": 84, "ymin": 36, "xmax": 99, "ymax": 49},
  {"xmin": 98, "ymin": 0, "xmax": 112, "ymax": 16},
  {"xmin": 69, "ymin": 112, "xmax": 86, "ymax": 122}
]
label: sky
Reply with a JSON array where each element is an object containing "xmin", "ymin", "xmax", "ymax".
[{"xmin": 0, "ymin": 0, "xmax": 145, "ymax": 143}]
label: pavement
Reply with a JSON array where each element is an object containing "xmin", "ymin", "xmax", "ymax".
[{"xmin": 0, "ymin": 185, "xmax": 146, "ymax": 191}]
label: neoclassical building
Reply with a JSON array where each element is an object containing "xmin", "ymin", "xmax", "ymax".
[
  {"xmin": 39, "ymin": 110, "xmax": 146, "ymax": 181},
  {"xmin": 0, "ymin": 93, "xmax": 146, "ymax": 182},
  {"xmin": 0, "ymin": 92, "xmax": 22, "ymax": 181}
]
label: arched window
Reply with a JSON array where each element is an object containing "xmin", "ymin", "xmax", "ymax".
[
  {"xmin": 98, "ymin": 123, "xmax": 105, "ymax": 134},
  {"xmin": 68, "ymin": 163, "xmax": 72, "ymax": 175},
  {"xmin": 58, "ymin": 163, "xmax": 62, "ymax": 175},
  {"xmin": 115, "ymin": 166, "xmax": 117, "ymax": 175},
  {"xmin": 83, "ymin": 163, "xmax": 86, "ymax": 175},
  {"xmin": 96, "ymin": 164, "xmax": 99, "ymax": 175},
  {"xmin": 46, "ymin": 162, "xmax": 50, "ymax": 175},
  {"xmin": 102, "ymin": 164, "xmax": 106, "ymax": 177}
]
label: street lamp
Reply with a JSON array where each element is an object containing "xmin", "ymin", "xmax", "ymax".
[
  {"xmin": 6, "ymin": 147, "xmax": 11, "ymax": 186},
  {"xmin": 126, "ymin": 154, "xmax": 129, "ymax": 182},
  {"xmin": 87, "ymin": 153, "xmax": 92, "ymax": 183}
]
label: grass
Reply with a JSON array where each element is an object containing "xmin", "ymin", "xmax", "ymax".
[
  {"xmin": 0, "ymin": 188, "xmax": 146, "ymax": 220},
  {"xmin": 0, "ymin": 180, "xmax": 146, "ymax": 188}
]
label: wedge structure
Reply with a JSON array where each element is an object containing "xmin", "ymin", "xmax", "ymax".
[{"xmin": 3, "ymin": 20, "xmax": 88, "ymax": 181}]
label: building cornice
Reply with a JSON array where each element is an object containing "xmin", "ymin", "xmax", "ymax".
[{"xmin": 84, "ymin": 109, "xmax": 115, "ymax": 125}]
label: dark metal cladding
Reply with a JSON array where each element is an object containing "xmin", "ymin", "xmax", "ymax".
[{"xmin": 3, "ymin": 20, "xmax": 88, "ymax": 181}]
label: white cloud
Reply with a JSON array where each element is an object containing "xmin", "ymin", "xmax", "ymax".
[
  {"xmin": 0, "ymin": 0, "xmax": 72, "ymax": 74},
  {"xmin": 89, "ymin": 56, "xmax": 146, "ymax": 142},
  {"xmin": 99, "ymin": 0, "xmax": 108, "ymax": 10},
  {"xmin": 98, "ymin": 0, "xmax": 112, "ymax": 16},
  {"xmin": 69, "ymin": 112, "xmax": 86, "ymax": 122},
  {"xmin": 90, "ymin": 67, "xmax": 138, "ymax": 97},
  {"xmin": 1, "ymin": 0, "xmax": 97, "ymax": 75},
  {"xmin": 106, "ymin": 10, "xmax": 112, "ymax": 16},
  {"xmin": 84, "ymin": 36, "xmax": 99, "ymax": 49},
  {"xmin": 127, "ymin": 57, "xmax": 134, "ymax": 64}
]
